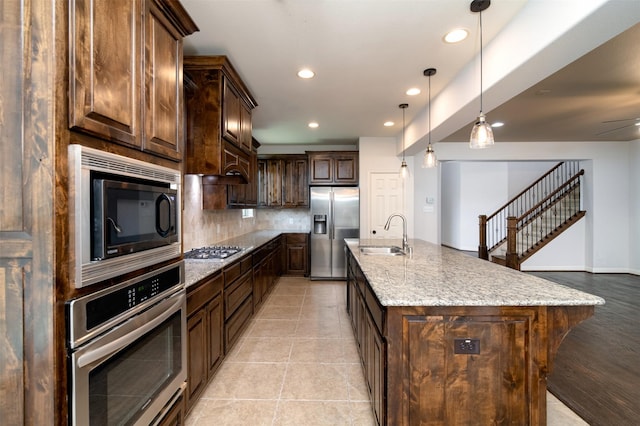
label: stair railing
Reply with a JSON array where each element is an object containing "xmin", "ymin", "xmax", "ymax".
[
  {"xmin": 507, "ymin": 170, "xmax": 584, "ymax": 266},
  {"xmin": 479, "ymin": 161, "xmax": 582, "ymax": 259}
]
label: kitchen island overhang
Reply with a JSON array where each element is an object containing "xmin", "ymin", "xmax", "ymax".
[{"xmin": 344, "ymin": 238, "xmax": 604, "ymax": 426}]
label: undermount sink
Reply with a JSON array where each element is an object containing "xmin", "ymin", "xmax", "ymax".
[{"xmin": 359, "ymin": 246, "xmax": 405, "ymax": 256}]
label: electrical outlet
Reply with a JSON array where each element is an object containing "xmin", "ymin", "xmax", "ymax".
[{"xmin": 454, "ymin": 338, "xmax": 480, "ymax": 354}]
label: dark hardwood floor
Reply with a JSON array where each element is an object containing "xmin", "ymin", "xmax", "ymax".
[{"xmin": 528, "ymin": 272, "xmax": 640, "ymax": 426}]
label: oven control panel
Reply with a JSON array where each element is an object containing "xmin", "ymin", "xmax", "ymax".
[{"xmin": 66, "ymin": 261, "xmax": 184, "ymax": 349}]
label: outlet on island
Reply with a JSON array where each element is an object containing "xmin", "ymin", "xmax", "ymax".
[{"xmin": 454, "ymin": 338, "xmax": 480, "ymax": 354}]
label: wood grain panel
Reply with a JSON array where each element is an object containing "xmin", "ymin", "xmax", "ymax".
[
  {"xmin": 1, "ymin": 0, "xmax": 56, "ymax": 423},
  {"xmin": 144, "ymin": 2, "xmax": 183, "ymax": 160},
  {"xmin": 69, "ymin": 0, "xmax": 141, "ymax": 146}
]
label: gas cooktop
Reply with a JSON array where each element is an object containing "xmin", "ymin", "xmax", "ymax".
[{"xmin": 184, "ymin": 245, "xmax": 244, "ymax": 260}]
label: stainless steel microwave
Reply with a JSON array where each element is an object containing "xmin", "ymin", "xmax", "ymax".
[
  {"xmin": 69, "ymin": 145, "xmax": 181, "ymax": 288},
  {"xmin": 92, "ymin": 177, "xmax": 178, "ymax": 260}
]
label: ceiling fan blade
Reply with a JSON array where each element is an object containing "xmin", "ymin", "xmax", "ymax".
[
  {"xmin": 596, "ymin": 123, "xmax": 636, "ymax": 136},
  {"xmin": 601, "ymin": 117, "xmax": 640, "ymax": 124}
]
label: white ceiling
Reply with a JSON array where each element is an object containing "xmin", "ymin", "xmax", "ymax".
[{"xmin": 180, "ymin": 0, "xmax": 640, "ymax": 149}]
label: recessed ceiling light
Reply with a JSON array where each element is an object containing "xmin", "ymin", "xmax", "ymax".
[
  {"xmin": 297, "ymin": 68, "xmax": 315, "ymax": 79},
  {"xmin": 384, "ymin": 121, "xmax": 394, "ymax": 127},
  {"xmin": 491, "ymin": 122, "xmax": 504, "ymax": 128},
  {"xmin": 444, "ymin": 28, "xmax": 469, "ymax": 43},
  {"xmin": 308, "ymin": 122, "xmax": 319, "ymax": 128},
  {"xmin": 406, "ymin": 88, "xmax": 421, "ymax": 96}
]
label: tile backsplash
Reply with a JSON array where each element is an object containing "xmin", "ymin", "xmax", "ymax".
[{"xmin": 182, "ymin": 175, "xmax": 311, "ymax": 250}]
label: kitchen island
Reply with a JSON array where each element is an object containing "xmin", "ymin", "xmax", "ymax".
[{"xmin": 345, "ymin": 238, "xmax": 604, "ymax": 426}]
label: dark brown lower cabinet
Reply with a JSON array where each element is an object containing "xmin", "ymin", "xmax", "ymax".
[
  {"xmin": 223, "ymin": 257, "xmax": 254, "ymax": 353},
  {"xmin": 284, "ymin": 233, "xmax": 309, "ymax": 276},
  {"xmin": 186, "ymin": 235, "xmax": 292, "ymax": 418},
  {"xmin": 347, "ymin": 257, "xmax": 385, "ymax": 424},
  {"xmin": 186, "ymin": 273, "xmax": 223, "ymax": 412},
  {"xmin": 252, "ymin": 237, "xmax": 282, "ymax": 310}
]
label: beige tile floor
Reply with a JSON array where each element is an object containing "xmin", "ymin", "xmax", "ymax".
[{"xmin": 185, "ymin": 276, "xmax": 588, "ymax": 426}]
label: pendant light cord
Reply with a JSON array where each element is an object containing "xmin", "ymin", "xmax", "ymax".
[
  {"xmin": 428, "ymin": 74, "xmax": 431, "ymax": 145},
  {"xmin": 402, "ymin": 107, "xmax": 406, "ymax": 161},
  {"xmin": 479, "ymin": 9, "xmax": 484, "ymax": 114}
]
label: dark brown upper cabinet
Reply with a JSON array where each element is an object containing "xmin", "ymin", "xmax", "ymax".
[
  {"xmin": 183, "ymin": 55, "xmax": 258, "ymax": 179},
  {"xmin": 69, "ymin": 0, "xmax": 197, "ymax": 161},
  {"xmin": 257, "ymin": 155, "xmax": 309, "ymax": 208},
  {"xmin": 307, "ymin": 151, "xmax": 359, "ymax": 185}
]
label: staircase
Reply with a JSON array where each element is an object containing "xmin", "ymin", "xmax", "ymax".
[{"xmin": 478, "ymin": 161, "xmax": 585, "ymax": 270}]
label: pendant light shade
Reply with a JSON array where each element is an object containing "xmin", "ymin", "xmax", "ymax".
[
  {"xmin": 469, "ymin": 0, "xmax": 494, "ymax": 149},
  {"xmin": 422, "ymin": 68, "xmax": 438, "ymax": 168},
  {"xmin": 399, "ymin": 103, "xmax": 410, "ymax": 178},
  {"xmin": 423, "ymin": 144, "xmax": 437, "ymax": 168},
  {"xmin": 469, "ymin": 113, "xmax": 494, "ymax": 149}
]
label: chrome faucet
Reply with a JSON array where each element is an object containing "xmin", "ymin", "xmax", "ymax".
[{"xmin": 384, "ymin": 213, "xmax": 409, "ymax": 253}]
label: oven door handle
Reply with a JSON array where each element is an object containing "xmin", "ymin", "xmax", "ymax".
[{"xmin": 76, "ymin": 296, "xmax": 183, "ymax": 368}]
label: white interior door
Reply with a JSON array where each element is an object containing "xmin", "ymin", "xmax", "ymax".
[{"xmin": 368, "ymin": 172, "xmax": 405, "ymax": 239}]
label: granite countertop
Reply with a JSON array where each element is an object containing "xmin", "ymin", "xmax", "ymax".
[
  {"xmin": 184, "ymin": 230, "xmax": 294, "ymax": 287},
  {"xmin": 345, "ymin": 238, "xmax": 606, "ymax": 307}
]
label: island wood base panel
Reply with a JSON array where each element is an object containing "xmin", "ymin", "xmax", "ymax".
[{"xmin": 383, "ymin": 305, "xmax": 593, "ymax": 426}]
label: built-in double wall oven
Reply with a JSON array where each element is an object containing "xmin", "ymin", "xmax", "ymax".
[{"xmin": 67, "ymin": 262, "xmax": 186, "ymax": 425}]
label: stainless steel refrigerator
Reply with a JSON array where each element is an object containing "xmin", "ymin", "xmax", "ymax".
[{"xmin": 310, "ymin": 186, "xmax": 359, "ymax": 279}]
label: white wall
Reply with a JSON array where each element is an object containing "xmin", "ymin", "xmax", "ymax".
[
  {"xmin": 413, "ymin": 160, "xmax": 440, "ymax": 244},
  {"xmin": 410, "ymin": 140, "xmax": 632, "ymax": 273},
  {"xmin": 440, "ymin": 162, "xmax": 460, "ymax": 248},
  {"xmin": 506, "ymin": 161, "xmax": 558, "ymax": 198},
  {"xmin": 630, "ymin": 140, "xmax": 640, "ymax": 275},
  {"xmin": 440, "ymin": 162, "xmax": 509, "ymax": 251},
  {"xmin": 521, "ymin": 220, "xmax": 586, "ymax": 271},
  {"xmin": 359, "ymin": 137, "xmax": 414, "ymax": 239}
]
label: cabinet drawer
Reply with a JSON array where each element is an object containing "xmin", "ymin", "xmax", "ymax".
[
  {"xmin": 187, "ymin": 273, "xmax": 223, "ymax": 316},
  {"xmin": 365, "ymin": 284, "xmax": 384, "ymax": 335},
  {"xmin": 240, "ymin": 256, "xmax": 253, "ymax": 274},
  {"xmin": 224, "ymin": 261, "xmax": 241, "ymax": 286},
  {"xmin": 225, "ymin": 295, "xmax": 253, "ymax": 352},
  {"xmin": 224, "ymin": 270, "xmax": 253, "ymax": 319},
  {"xmin": 286, "ymin": 233, "xmax": 308, "ymax": 244},
  {"xmin": 224, "ymin": 255, "xmax": 252, "ymax": 286}
]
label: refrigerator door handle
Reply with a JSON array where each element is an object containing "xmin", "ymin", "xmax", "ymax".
[{"xmin": 329, "ymin": 190, "xmax": 335, "ymax": 240}]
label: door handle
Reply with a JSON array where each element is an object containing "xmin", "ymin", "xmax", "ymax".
[{"xmin": 76, "ymin": 293, "xmax": 184, "ymax": 368}]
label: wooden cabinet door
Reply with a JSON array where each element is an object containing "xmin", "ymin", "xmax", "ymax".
[
  {"xmin": 206, "ymin": 294, "xmax": 224, "ymax": 378},
  {"xmin": 245, "ymin": 151, "xmax": 258, "ymax": 206},
  {"xmin": 286, "ymin": 244, "xmax": 307, "ymax": 275},
  {"xmin": 186, "ymin": 309, "xmax": 207, "ymax": 410},
  {"xmin": 309, "ymin": 152, "xmax": 359, "ymax": 184},
  {"xmin": 400, "ymin": 314, "xmax": 529, "ymax": 425},
  {"xmin": 222, "ymin": 79, "xmax": 241, "ymax": 146},
  {"xmin": 257, "ymin": 159, "xmax": 268, "ymax": 207},
  {"xmin": 239, "ymin": 102, "xmax": 252, "ymax": 152},
  {"xmin": 285, "ymin": 233, "xmax": 308, "ymax": 275},
  {"xmin": 282, "ymin": 158, "xmax": 309, "ymax": 207},
  {"xmin": 266, "ymin": 159, "xmax": 282, "ymax": 207},
  {"xmin": 366, "ymin": 313, "xmax": 384, "ymax": 425},
  {"xmin": 143, "ymin": 1, "xmax": 184, "ymax": 161},
  {"xmin": 334, "ymin": 153, "xmax": 358, "ymax": 184},
  {"xmin": 69, "ymin": 0, "xmax": 142, "ymax": 148},
  {"xmin": 309, "ymin": 154, "xmax": 333, "ymax": 184}
]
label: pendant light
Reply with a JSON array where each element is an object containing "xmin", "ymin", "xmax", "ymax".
[
  {"xmin": 422, "ymin": 68, "xmax": 437, "ymax": 168},
  {"xmin": 469, "ymin": 0, "xmax": 494, "ymax": 149},
  {"xmin": 398, "ymin": 103, "xmax": 410, "ymax": 178}
]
